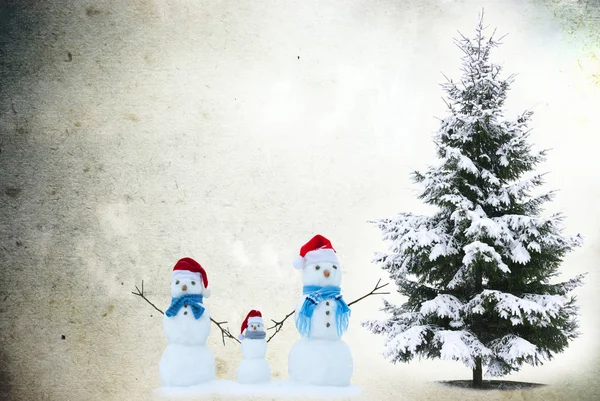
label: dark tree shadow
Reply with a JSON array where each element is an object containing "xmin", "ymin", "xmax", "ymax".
[{"xmin": 436, "ymin": 380, "xmax": 547, "ymax": 391}]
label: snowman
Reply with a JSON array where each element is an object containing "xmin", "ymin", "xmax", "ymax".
[
  {"xmin": 159, "ymin": 257, "xmax": 216, "ymax": 387},
  {"xmin": 288, "ymin": 235, "xmax": 354, "ymax": 386},
  {"xmin": 236, "ymin": 310, "xmax": 271, "ymax": 384}
]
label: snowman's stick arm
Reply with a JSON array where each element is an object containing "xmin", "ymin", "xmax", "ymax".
[
  {"xmin": 266, "ymin": 279, "xmax": 390, "ymax": 341},
  {"xmin": 347, "ymin": 278, "xmax": 390, "ymax": 307},
  {"xmin": 211, "ymin": 318, "xmax": 241, "ymax": 345},
  {"xmin": 132, "ymin": 280, "xmax": 165, "ymax": 315},
  {"xmin": 266, "ymin": 310, "xmax": 295, "ymax": 343},
  {"xmin": 132, "ymin": 281, "xmax": 241, "ymax": 345}
]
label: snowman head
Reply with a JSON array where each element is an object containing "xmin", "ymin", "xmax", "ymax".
[
  {"xmin": 171, "ymin": 276, "xmax": 203, "ymax": 298},
  {"xmin": 293, "ymin": 235, "xmax": 342, "ymax": 288},
  {"xmin": 248, "ymin": 319, "xmax": 264, "ymax": 332},
  {"xmin": 239, "ymin": 310, "xmax": 264, "ymax": 340},
  {"xmin": 302, "ymin": 261, "xmax": 342, "ymax": 287},
  {"xmin": 170, "ymin": 257, "xmax": 211, "ymax": 298}
]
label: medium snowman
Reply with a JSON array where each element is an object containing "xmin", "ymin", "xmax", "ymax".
[
  {"xmin": 159, "ymin": 257, "xmax": 216, "ymax": 386},
  {"xmin": 236, "ymin": 310, "xmax": 271, "ymax": 384},
  {"xmin": 288, "ymin": 235, "xmax": 354, "ymax": 386}
]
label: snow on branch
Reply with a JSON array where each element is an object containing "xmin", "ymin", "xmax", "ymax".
[
  {"xmin": 522, "ymin": 293, "xmax": 566, "ymax": 313},
  {"xmin": 435, "ymin": 330, "xmax": 491, "ymax": 369},
  {"xmin": 419, "ymin": 294, "xmax": 463, "ymax": 322},
  {"xmin": 483, "ymin": 174, "xmax": 550, "ymax": 209},
  {"xmin": 443, "ymin": 146, "xmax": 479, "ymax": 175},
  {"xmin": 371, "ymin": 213, "xmax": 459, "ymax": 268},
  {"xmin": 457, "ymin": 211, "xmax": 578, "ymax": 266},
  {"xmin": 463, "ymin": 206, "xmax": 502, "ymax": 237},
  {"xmin": 546, "ymin": 273, "xmax": 587, "ymax": 296},
  {"xmin": 489, "ymin": 334, "xmax": 541, "ymax": 367},
  {"xmin": 383, "ymin": 325, "xmax": 433, "ymax": 359},
  {"xmin": 447, "ymin": 265, "xmax": 471, "ymax": 290},
  {"xmin": 438, "ymin": 194, "xmax": 476, "ymax": 210},
  {"xmin": 464, "ymin": 290, "xmax": 564, "ymax": 326},
  {"xmin": 363, "ymin": 304, "xmax": 421, "ymax": 336},
  {"xmin": 463, "ymin": 241, "xmax": 510, "ymax": 273}
]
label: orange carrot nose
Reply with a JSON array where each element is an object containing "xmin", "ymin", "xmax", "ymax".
[
  {"xmin": 324, "ymin": 270, "xmax": 330, "ymax": 278},
  {"xmin": 182, "ymin": 285, "xmax": 188, "ymax": 291}
]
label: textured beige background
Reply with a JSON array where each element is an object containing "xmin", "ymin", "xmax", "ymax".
[{"xmin": 1, "ymin": 0, "xmax": 599, "ymax": 400}]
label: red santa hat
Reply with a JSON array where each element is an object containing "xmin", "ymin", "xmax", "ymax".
[
  {"xmin": 172, "ymin": 257, "xmax": 211, "ymax": 298},
  {"xmin": 238, "ymin": 310, "xmax": 263, "ymax": 340},
  {"xmin": 292, "ymin": 234, "xmax": 339, "ymax": 269}
]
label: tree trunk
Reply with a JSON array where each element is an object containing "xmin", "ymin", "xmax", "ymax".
[
  {"xmin": 472, "ymin": 263, "xmax": 484, "ymax": 388},
  {"xmin": 472, "ymin": 357, "xmax": 483, "ymax": 387}
]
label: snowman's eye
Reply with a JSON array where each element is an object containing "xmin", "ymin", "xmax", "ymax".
[
  {"xmin": 315, "ymin": 265, "xmax": 320, "ymax": 270},
  {"xmin": 333, "ymin": 265, "xmax": 338, "ymax": 270},
  {"xmin": 191, "ymin": 281, "xmax": 196, "ymax": 285},
  {"xmin": 175, "ymin": 280, "xmax": 180, "ymax": 285}
]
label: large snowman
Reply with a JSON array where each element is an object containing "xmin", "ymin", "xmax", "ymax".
[
  {"xmin": 288, "ymin": 235, "xmax": 353, "ymax": 386},
  {"xmin": 159, "ymin": 257, "xmax": 216, "ymax": 386}
]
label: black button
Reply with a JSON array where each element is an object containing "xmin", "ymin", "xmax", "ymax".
[
  {"xmin": 326, "ymin": 311, "xmax": 330, "ymax": 315},
  {"xmin": 184, "ymin": 311, "xmax": 188, "ymax": 315},
  {"xmin": 326, "ymin": 323, "xmax": 330, "ymax": 327},
  {"xmin": 184, "ymin": 304, "xmax": 188, "ymax": 308},
  {"xmin": 326, "ymin": 302, "xmax": 330, "ymax": 306}
]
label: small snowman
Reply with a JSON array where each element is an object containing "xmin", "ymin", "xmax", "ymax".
[
  {"xmin": 159, "ymin": 257, "xmax": 216, "ymax": 387},
  {"xmin": 288, "ymin": 235, "xmax": 354, "ymax": 386},
  {"xmin": 236, "ymin": 310, "xmax": 271, "ymax": 384}
]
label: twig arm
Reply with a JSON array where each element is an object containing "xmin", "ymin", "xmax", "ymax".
[
  {"xmin": 211, "ymin": 318, "xmax": 241, "ymax": 345},
  {"xmin": 131, "ymin": 281, "xmax": 164, "ymax": 315},
  {"xmin": 266, "ymin": 310, "xmax": 295, "ymax": 343},
  {"xmin": 347, "ymin": 278, "xmax": 390, "ymax": 307},
  {"xmin": 132, "ymin": 281, "xmax": 240, "ymax": 345}
]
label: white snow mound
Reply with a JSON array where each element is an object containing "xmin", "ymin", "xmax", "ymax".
[{"xmin": 154, "ymin": 380, "xmax": 362, "ymax": 399}]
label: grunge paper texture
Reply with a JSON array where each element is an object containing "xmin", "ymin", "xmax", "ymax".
[{"xmin": 1, "ymin": 0, "xmax": 599, "ymax": 400}]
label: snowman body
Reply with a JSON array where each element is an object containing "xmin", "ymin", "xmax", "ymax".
[
  {"xmin": 237, "ymin": 316, "xmax": 271, "ymax": 384},
  {"xmin": 159, "ymin": 272, "xmax": 215, "ymax": 387},
  {"xmin": 288, "ymin": 260, "xmax": 354, "ymax": 386},
  {"xmin": 163, "ymin": 305, "xmax": 211, "ymax": 345},
  {"xmin": 293, "ymin": 296, "xmax": 341, "ymax": 341}
]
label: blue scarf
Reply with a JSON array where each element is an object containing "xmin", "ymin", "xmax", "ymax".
[
  {"xmin": 296, "ymin": 285, "xmax": 351, "ymax": 338},
  {"xmin": 165, "ymin": 294, "xmax": 205, "ymax": 319}
]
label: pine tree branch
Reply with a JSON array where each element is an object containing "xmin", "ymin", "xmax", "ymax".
[
  {"xmin": 132, "ymin": 281, "xmax": 240, "ymax": 345},
  {"xmin": 266, "ymin": 279, "xmax": 390, "ymax": 342},
  {"xmin": 488, "ymin": 27, "xmax": 498, "ymax": 43},
  {"xmin": 497, "ymin": 33, "xmax": 509, "ymax": 43}
]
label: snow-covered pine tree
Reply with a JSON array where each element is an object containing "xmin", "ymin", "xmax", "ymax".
[{"xmin": 362, "ymin": 13, "xmax": 585, "ymax": 387}]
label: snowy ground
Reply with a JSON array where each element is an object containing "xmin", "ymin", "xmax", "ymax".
[{"xmin": 154, "ymin": 380, "xmax": 362, "ymax": 399}]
